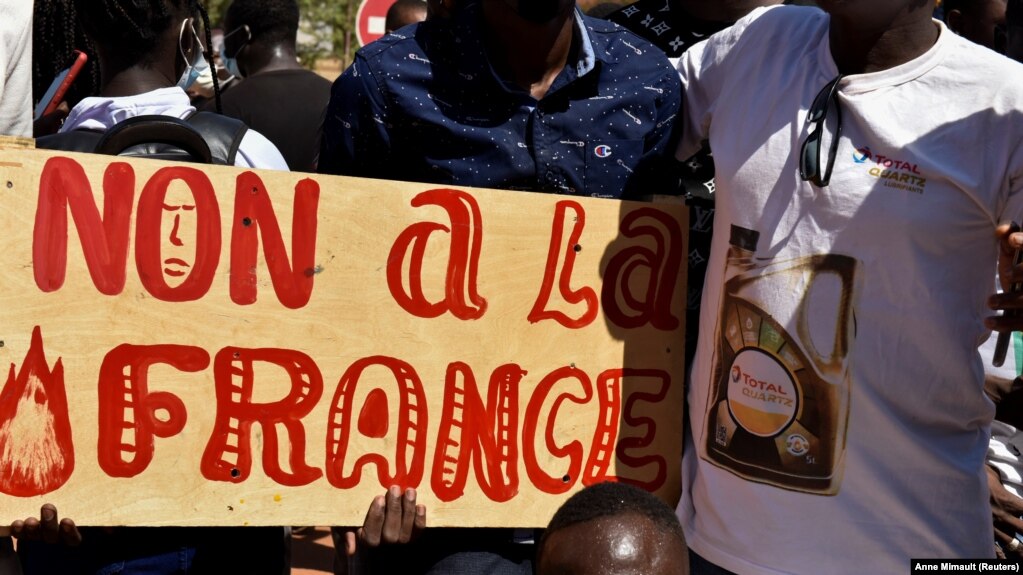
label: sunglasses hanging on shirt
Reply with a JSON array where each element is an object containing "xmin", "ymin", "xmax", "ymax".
[{"xmin": 799, "ymin": 74, "xmax": 844, "ymax": 188}]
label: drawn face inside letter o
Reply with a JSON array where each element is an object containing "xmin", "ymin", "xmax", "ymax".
[{"xmin": 160, "ymin": 183, "xmax": 198, "ymax": 287}]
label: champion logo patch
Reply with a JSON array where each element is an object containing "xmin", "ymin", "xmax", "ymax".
[{"xmin": 594, "ymin": 144, "xmax": 613, "ymax": 158}]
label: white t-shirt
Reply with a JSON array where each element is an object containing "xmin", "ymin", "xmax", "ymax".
[
  {"xmin": 677, "ymin": 6, "xmax": 1023, "ymax": 574},
  {"xmin": 0, "ymin": 0, "xmax": 32, "ymax": 138},
  {"xmin": 59, "ymin": 87, "xmax": 289, "ymax": 170}
]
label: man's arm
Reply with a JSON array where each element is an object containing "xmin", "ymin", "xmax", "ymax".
[
  {"xmin": 625, "ymin": 64, "xmax": 683, "ymax": 198},
  {"xmin": 318, "ymin": 57, "xmax": 395, "ymax": 177}
]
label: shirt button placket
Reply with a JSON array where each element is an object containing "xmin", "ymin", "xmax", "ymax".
[{"xmin": 534, "ymin": 105, "xmax": 553, "ymax": 187}]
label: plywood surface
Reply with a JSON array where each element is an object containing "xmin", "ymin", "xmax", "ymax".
[{"xmin": 0, "ymin": 147, "xmax": 686, "ymax": 527}]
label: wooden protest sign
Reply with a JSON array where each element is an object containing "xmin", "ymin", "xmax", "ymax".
[{"xmin": 0, "ymin": 146, "xmax": 686, "ymax": 527}]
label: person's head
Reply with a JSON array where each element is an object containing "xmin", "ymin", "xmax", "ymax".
[
  {"xmin": 945, "ymin": 0, "xmax": 1008, "ymax": 50},
  {"xmin": 537, "ymin": 482, "xmax": 688, "ymax": 575},
  {"xmin": 72, "ymin": 0, "xmax": 217, "ymax": 102},
  {"xmin": 386, "ymin": 0, "xmax": 428, "ymax": 32},
  {"xmin": 222, "ymin": 0, "xmax": 300, "ymax": 78},
  {"xmin": 1008, "ymin": 0, "xmax": 1023, "ymax": 60}
]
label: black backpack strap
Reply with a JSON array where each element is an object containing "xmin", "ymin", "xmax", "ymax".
[
  {"xmin": 36, "ymin": 129, "xmax": 106, "ymax": 154},
  {"xmin": 186, "ymin": 112, "xmax": 248, "ymax": 166},
  {"xmin": 95, "ymin": 115, "xmax": 213, "ymax": 164}
]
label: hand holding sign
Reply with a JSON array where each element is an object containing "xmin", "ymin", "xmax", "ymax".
[
  {"xmin": 9, "ymin": 503, "xmax": 81, "ymax": 546},
  {"xmin": 344, "ymin": 485, "xmax": 427, "ymax": 556}
]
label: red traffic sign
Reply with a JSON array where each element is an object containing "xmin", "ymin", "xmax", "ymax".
[{"xmin": 356, "ymin": 0, "xmax": 393, "ymax": 47}]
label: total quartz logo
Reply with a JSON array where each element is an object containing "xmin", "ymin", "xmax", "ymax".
[
  {"xmin": 852, "ymin": 145, "xmax": 928, "ymax": 194},
  {"xmin": 726, "ymin": 348, "xmax": 799, "ymax": 437}
]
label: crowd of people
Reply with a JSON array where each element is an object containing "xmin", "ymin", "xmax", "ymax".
[{"xmin": 2, "ymin": 0, "xmax": 1023, "ymax": 573}]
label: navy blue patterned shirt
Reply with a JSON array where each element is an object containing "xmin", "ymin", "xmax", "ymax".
[{"xmin": 319, "ymin": 2, "xmax": 681, "ymax": 199}]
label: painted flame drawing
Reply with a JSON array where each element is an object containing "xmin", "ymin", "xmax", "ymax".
[{"xmin": 0, "ymin": 326, "xmax": 74, "ymax": 496}]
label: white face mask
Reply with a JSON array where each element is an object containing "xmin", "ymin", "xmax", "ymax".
[
  {"xmin": 191, "ymin": 59, "xmax": 216, "ymax": 96},
  {"xmin": 176, "ymin": 19, "xmax": 210, "ymax": 91}
]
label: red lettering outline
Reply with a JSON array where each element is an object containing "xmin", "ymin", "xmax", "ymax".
[
  {"xmin": 602, "ymin": 208, "xmax": 683, "ymax": 330},
  {"xmin": 98, "ymin": 344, "xmax": 208, "ymax": 478},
  {"xmin": 33, "ymin": 157, "xmax": 134, "ymax": 295},
  {"xmin": 431, "ymin": 362, "xmax": 525, "ymax": 502},
  {"xmin": 135, "ymin": 166, "xmax": 221, "ymax": 302},
  {"xmin": 528, "ymin": 201, "xmax": 597, "ymax": 328},
  {"xmin": 386, "ymin": 189, "xmax": 487, "ymax": 320},
  {"xmin": 522, "ymin": 366, "xmax": 591, "ymax": 494},
  {"xmin": 202, "ymin": 347, "xmax": 323, "ymax": 486},
  {"xmin": 230, "ymin": 172, "xmax": 320, "ymax": 309},
  {"xmin": 326, "ymin": 356, "xmax": 428, "ymax": 489},
  {"xmin": 597, "ymin": 366, "xmax": 671, "ymax": 487}
]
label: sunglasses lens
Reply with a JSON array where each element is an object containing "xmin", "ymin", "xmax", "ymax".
[
  {"xmin": 808, "ymin": 76, "xmax": 841, "ymax": 122},
  {"xmin": 806, "ymin": 100, "xmax": 827, "ymax": 124},
  {"xmin": 800, "ymin": 129, "xmax": 819, "ymax": 182}
]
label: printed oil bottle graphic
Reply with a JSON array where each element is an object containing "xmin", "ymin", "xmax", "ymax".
[{"xmin": 704, "ymin": 225, "xmax": 860, "ymax": 495}]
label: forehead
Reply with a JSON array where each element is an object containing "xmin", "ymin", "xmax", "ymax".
[
  {"xmin": 162, "ymin": 182, "xmax": 199, "ymax": 205},
  {"xmin": 538, "ymin": 515, "xmax": 686, "ymax": 575}
]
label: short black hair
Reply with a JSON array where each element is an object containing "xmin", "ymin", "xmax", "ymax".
[
  {"xmin": 226, "ymin": 0, "xmax": 300, "ymax": 47},
  {"xmin": 541, "ymin": 482, "xmax": 685, "ymax": 547},
  {"xmin": 385, "ymin": 0, "xmax": 427, "ymax": 32},
  {"xmin": 74, "ymin": 0, "xmax": 199, "ymax": 66}
]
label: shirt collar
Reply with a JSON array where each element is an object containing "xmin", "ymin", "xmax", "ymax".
[{"xmin": 573, "ymin": 10, "xmax": 598, "ymax": 77}]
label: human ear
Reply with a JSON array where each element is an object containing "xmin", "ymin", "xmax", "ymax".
[{"xmin": 946, "ymin": 9, "xmax": 963, "ymax": 35}]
